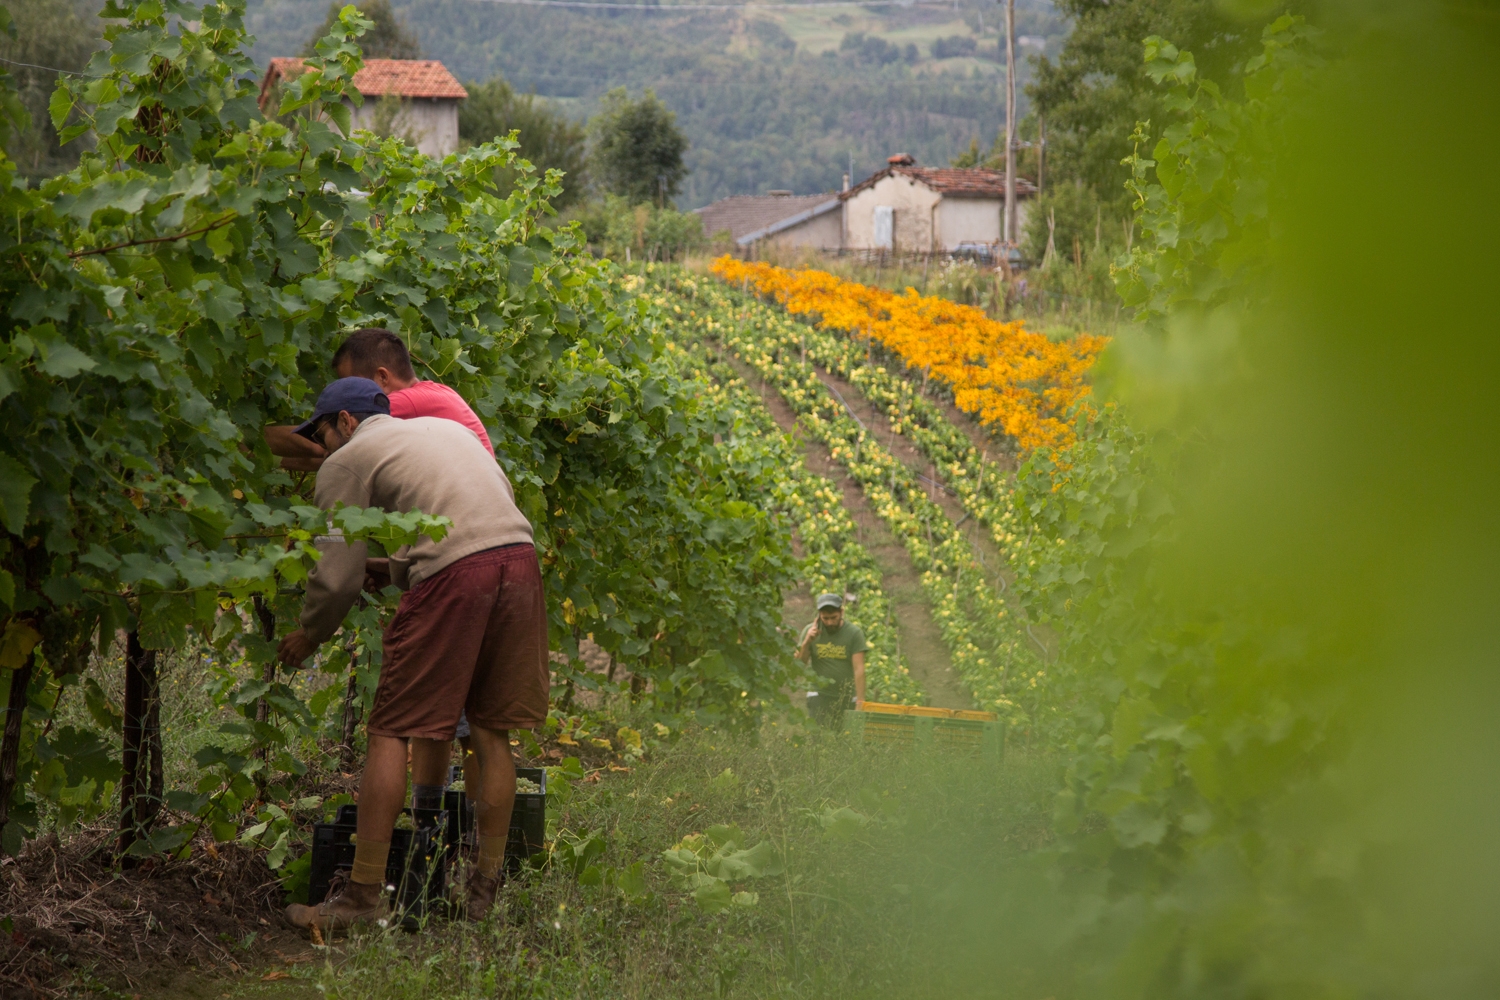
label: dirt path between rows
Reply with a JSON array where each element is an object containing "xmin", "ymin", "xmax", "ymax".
[
  {"xmin": 821, "ymin": 364, "xmax": 1058, "ymax": 663},
  {"xmin": 720, "ymin": 354, "xmax": 972, "ymax": 710},
  {"xmin": 817, "ymin": 367, "xmax": 1013, "ymax": 596}
]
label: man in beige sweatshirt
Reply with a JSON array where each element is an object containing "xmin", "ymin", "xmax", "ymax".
[{"xmin": 276, "ymin": 377, "xmax": 547, "ymax": 931}]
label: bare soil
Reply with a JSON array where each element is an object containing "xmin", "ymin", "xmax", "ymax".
[
  {"xmin": 817, "ymin": 366, "xmax": 1014, "ymax": 597},
  {"xmin": 0, "ymin": 717, "xmax": 631, "ymax": 1000},
  {"xmin": 0, "ymin": 831, "xmax": 318, "ymax": 999}
]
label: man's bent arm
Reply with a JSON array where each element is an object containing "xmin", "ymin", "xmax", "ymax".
[
  {"xmin": 298, "ymin": 463, "xmax": 370, "ymax": 645},
  {"xmin": 794, "ymin": 625, "xmax": 815, "ymax": 662},
  {"xmin": 265, "ymin": 425, "xmax": 327, "ymax": 460},
  {"xmin": 852, "ymin": 651, "xmax": 866, "ymax": 705}
]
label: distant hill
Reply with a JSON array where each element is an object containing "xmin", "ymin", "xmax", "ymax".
[{"xmin": 242, "ymin": 0, "xmax": 1065, "ymax": 208}]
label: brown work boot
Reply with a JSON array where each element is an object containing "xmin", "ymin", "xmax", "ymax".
[
  {"xmin": 464, "ymin": 870, "xmax": 503, "ymax": 922},
  {"xmin": 285, "ymin": 876, "xmax": 388, "ymax": 936}
]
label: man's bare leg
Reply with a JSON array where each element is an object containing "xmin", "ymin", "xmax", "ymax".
[
  {"xmin": 284, "ymin": 733, "xmax": 405, "ymax": 931},
  {"xmin": 409, "ymin": 737, "xmax": 451, "ymax": 810},
  {"xmin": 356, "ymin": 734, "xmax": 409, "ymax": 847},
  {"xmin": 468, "ymin": 725, "xmax": 516, "ymax": 846},
  {"xmin": 464, "ymin": 724, "xmax": 514, "ymax": 918}
]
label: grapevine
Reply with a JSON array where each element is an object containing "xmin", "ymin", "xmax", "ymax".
[{"xmin": 0, "ymin": 0, "xmax": 801, "ymax": 860}]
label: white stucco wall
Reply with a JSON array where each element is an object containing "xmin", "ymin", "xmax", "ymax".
[
  {"xmin": 841, "ymin": 174, "xmax": 1036, "ymax": 252},
  {"xmin": 937, "ymin": 197, "xmax": 1002, "ymax": 249},
  {"xmin": 766, "ymin": 209, "xmax": 843, "ymax": 251},
  {"xmin": 345, "ymin": 97, "xmax": 461, "ymax": 158},
  {"xmin": 841, "ymin": 174, "xmax": 942, "ymax": 252}
]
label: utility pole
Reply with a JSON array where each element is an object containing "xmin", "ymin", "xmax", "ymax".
[
  {"xmin": 1038, "ymin": 115, "xmax": 1046, "ymax": 198},
  {"xmin": 1003, "ymin": 0, "xmax": 1017, "ymax": 245}
]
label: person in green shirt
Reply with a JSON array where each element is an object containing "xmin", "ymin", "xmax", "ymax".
[{"xmin": 796, "ymin": 593, "xmax": 867, "ymax": 727}]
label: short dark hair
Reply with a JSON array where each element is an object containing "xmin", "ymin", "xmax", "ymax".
[
  {"xmin": 312, "ymin": 410, "xmax": 381, "ymax": 437},
  {"xmin": 332, "ymin": 328, "xmax": 416, "ymax": 381}
]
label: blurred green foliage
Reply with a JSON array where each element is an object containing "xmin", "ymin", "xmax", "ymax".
[
  {"xmin": 1112, "ymin": 16, "xmax": 1318, "ymax": 327},
  {"xmin": 983, "ymin": 5, "xmax": 1500, "ymax": 995}
]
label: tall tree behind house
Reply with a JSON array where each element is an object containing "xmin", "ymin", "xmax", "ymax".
[
  {"xmin": 588, "ymin": 88, "xmax": 688, "ymax": 206},
  {"xmin": 459, "ymin": 77, "xmax": 588, "ymax": 208},
  {"xmin": 1026, "ymin": 0, "xmax": 1265, "ymax": 208},
  {"xmin": 303, "ymin": 0, "xmax": 421, "ymax": 59}
]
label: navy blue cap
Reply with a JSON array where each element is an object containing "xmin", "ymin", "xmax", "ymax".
[{"xmin": 294, "ymin": 377, "xmax": 391, "ymax": 439}]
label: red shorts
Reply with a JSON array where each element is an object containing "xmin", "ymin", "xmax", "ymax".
[{"xmin": 367, "ymin": 544, "xmax": 549, "ymax": 740}]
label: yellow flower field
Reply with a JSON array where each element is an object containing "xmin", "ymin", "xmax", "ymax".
[{"xmin": 711, "ymin": 257, "xmax": 1107, "ymax": 452}]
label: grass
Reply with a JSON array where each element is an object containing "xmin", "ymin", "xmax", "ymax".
[
  {"xmin": 232, "ymin": 721, "xmax": 1060, "ymax": 1000},
  {"xmin": 766, "ymin": 11, "xmax": 983, "ymax": 58}
]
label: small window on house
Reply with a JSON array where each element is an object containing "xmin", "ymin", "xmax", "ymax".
[{"xmin": 873, "ymin": 205, "xmax": 894, "ymax": 250}]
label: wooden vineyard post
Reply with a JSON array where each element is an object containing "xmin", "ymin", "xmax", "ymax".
[
  {"xmin": 252, "ymin": 596, "xmax": 275, "ymax": 794},
  {"xmin": 1003, "ymin": 0, "xmax": 1017, "ymax": 245},
  {"xmin": 118, "ymin": 630, "xmax": 162, "ymax": 859},
  {"xmin": 340, "ymin": 637, "xmax": 361, "ymax": 773},
  {"xmin": 0, "ymin": 654, "xmax": 35, "ymax": 851}
]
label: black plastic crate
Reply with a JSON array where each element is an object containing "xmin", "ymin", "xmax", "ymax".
[
  {"xmin": 510, "ymin": 766, "xmax": 547, "ymax": 860},
  {"xmin": 308, "ymin": 805, "xmax": 447, "ymax": 926},
  {"xmin": 440, "ymin": 766, "xmax": 547, "ymax": 864},
  {"xmin": 310, "ymin": 767, "xmax": 549, "ymax": 917}
]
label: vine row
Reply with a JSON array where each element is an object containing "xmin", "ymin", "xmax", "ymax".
[
  {"xmin": 657, "ymin": 269, "xmax": 1046, "ymax": 722},
  {"xmin": 645, "ymin": 282, "xmax": 922, "ymax": 705}
]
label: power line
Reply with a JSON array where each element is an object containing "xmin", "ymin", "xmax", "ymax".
[{"xmin": 0, "ymin": 55, "xmax": 95, "ymax": 77}]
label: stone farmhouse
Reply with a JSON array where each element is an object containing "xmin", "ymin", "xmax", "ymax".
[
  {"xmin": 698, "ymin": 154, "xmax": 1037, "ymax": 256},
  {"xmin": 258, "ymin": 58, "xmax": 468, "ymax": 159}
]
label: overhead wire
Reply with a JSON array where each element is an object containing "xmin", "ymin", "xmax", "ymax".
[{"xmin": 0, "ymin": 55, "xmax": 95, "ymax": 76}]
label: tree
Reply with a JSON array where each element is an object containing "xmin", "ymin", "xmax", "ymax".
[
  {"xmin": 1021, "ymin": 181, "xmax": 1117, "ymax": 266},
  {"xmin": 303, "ymin": 0, "xmax": 420, "ymax": 60},
  {"xmin": 588, "ymin": 87, "xmax": 687, "ymax": 206},
  {"xmin": 0, "ymin": 0, "xmax": 100, "ymax": 179},
  {"xmin": 460, "ymin": 77, "xmax": 587, "ymax": 208},
  {"xmin": 1025, "ymin": 0, "xmax": 1267, "ymax": 209}
]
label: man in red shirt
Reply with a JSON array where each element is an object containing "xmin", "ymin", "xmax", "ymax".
[
  {"xmin": 263, "ymin": 329, "xmax": 497, "ymax": 821},
  {"xmin": 265, "ymin": 328, "xmax": 492, "ymax": 470}
]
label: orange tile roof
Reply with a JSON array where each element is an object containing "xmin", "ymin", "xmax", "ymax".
[
  {"xmin": 259, "ymin": 57, "xmax": 468, "ymax": 111},
  {"xmin": 842, "ymin": 162, "xmax": 1037, "ymax": 200}
]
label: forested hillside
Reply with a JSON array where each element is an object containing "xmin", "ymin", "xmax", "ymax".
[{"xmin": 242, "ymin": 0, "xmax": 1065, "ymax": 206}]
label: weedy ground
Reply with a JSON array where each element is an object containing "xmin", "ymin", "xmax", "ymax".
[
  {"xmin": 270, "ymin": 724, "xmax": 1059, "ymax": 1000},
  {"xmin": 5, "ymin": 703, "xmax": 1060, "ymax": 1000}
]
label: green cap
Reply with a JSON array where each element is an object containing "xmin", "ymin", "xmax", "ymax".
[{"xmin": 815, "ymin": 593, "xmax": 843, "ymax": 610}]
